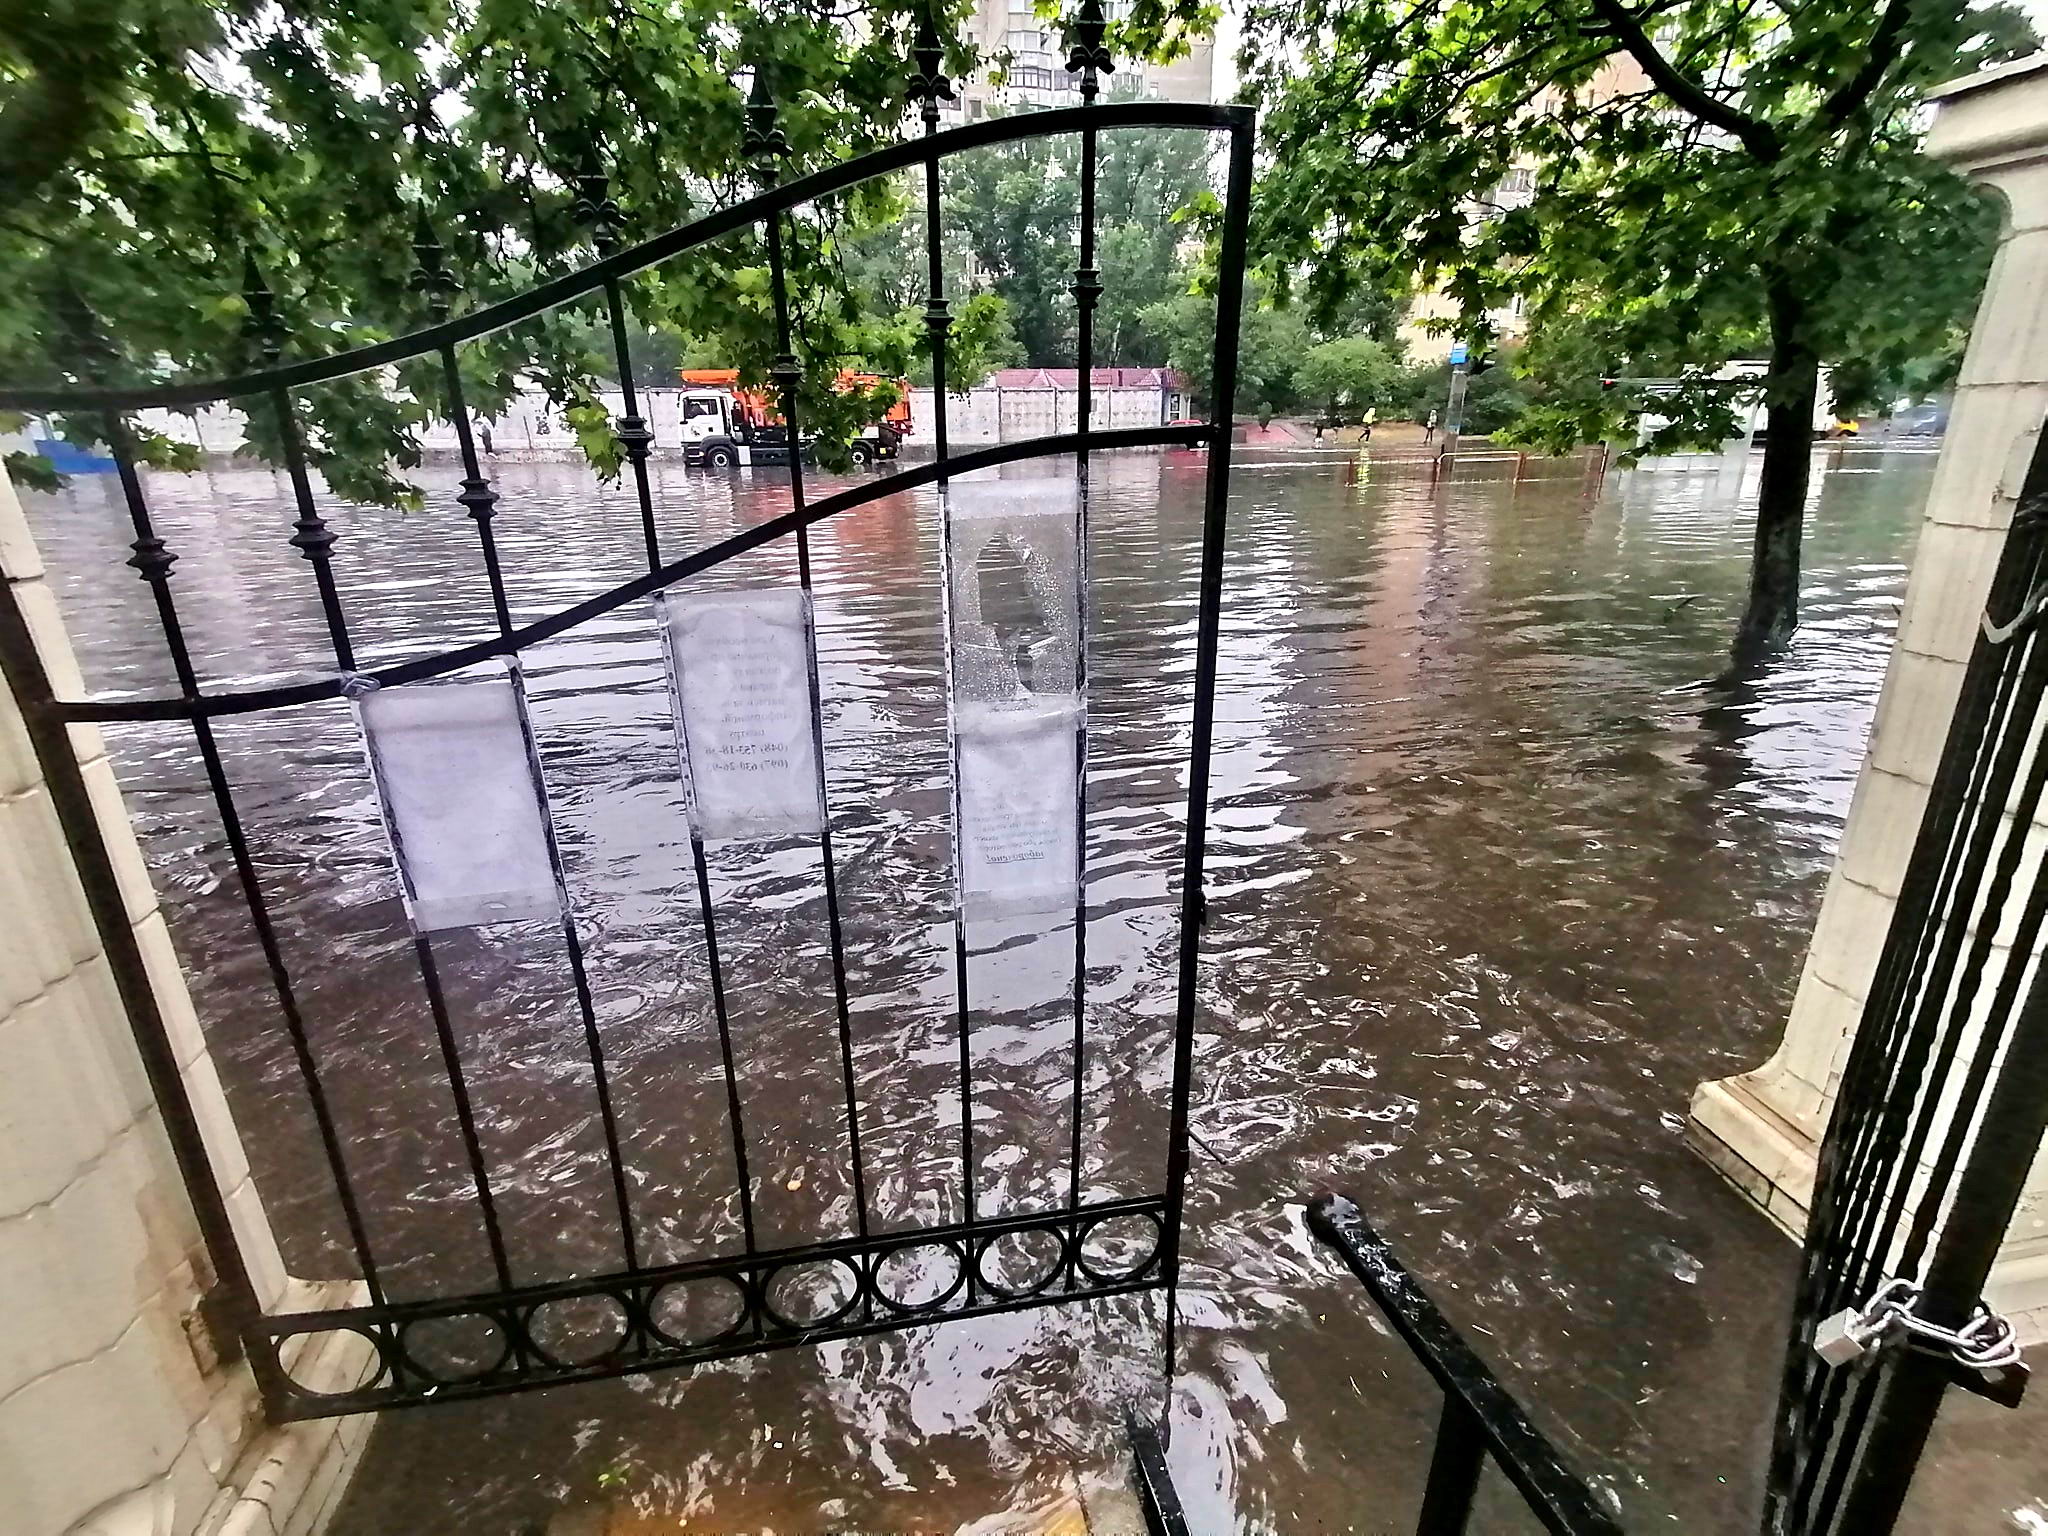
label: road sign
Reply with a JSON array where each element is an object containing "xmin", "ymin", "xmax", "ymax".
[{"xmin": 1449, "ymin": 343, "xmax": 1469, "ymax": 366}]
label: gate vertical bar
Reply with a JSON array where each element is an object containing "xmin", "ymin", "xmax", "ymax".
[
  {"xmin": 1064, "ymin": 0, "xmax": 1108, "ymax": 1239},
  {"xmin": 1415, "ymin": 1398, "xmax": 1486, "ymax": 1536},
  {"xmin": 908, "ymin": 20, "xmax": 979, "ymax": 1288},
  {"xmin": 411, "ymin": 215, "xmax": 641, "ymax": 1278},
  {"xmin": 238, "ymin": 260, "xmax": 389, "ymax": 1305},
  {"xmin": 572, "ymin": 191, "xmax": 760, "ymax": 1258},
  {"xmin": 1160, "ymin": 110, "xmax": 1254, "ymax": 1372},
  {"xmin": 575, "ymin": 153, "xmax": 661, "ymax": 572},
  {"xmin": 435, "ymin": 330, "xmax": 641, "ymax": 1273},
  {"xmin": 748, "ymin": 70, "xmax": 871, "ymax": 1249}
]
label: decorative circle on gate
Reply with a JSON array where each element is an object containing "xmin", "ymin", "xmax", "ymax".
[
  {"xmin": 400, "ymin": 1311, "xmax": 510, "ymax": 1385},
  {"xmin": 762, "ymin": 1259, "xmax": 861, "ymax": 1330},
  {"xmin": 279, "ymin": 1325, "xmax": 391, "ymax": 1398},
  {"xmin": 976, "ymin": 1226, "xmax": 1067, "ymax": 1299},
  {"xmin": 1075, "ymin": 1211, "xmax": 1162, "ymax": 1284},
  {"xmin": 525, "ymin": 1293, "xmax": 631, "ymax": 1367},
  {"xmin": 647, "ymin": 1277, "xmax": 748, "ymax": 1348},
  {"xmin": 873, "ymin": 1240, "xmax": 968, "ymax": 1314}
]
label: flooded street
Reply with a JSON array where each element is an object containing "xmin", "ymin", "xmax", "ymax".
[{"xmin": 22, "ymin": 443, "xmax": 1934, "ymax": 1532}]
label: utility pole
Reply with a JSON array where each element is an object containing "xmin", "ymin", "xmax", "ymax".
[{"xmin": 1437, "ymin": 341, "xmax": 1471, "ymax": 480}]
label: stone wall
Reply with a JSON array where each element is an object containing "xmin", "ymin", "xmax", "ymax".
[{"xmin": 0, "ymin": 471, "xmax": 372, "ymax": 1535}]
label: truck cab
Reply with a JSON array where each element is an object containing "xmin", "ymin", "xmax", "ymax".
[{"xmin": 677, "ymin": 390, "xmax": 746, "ymax": 468}]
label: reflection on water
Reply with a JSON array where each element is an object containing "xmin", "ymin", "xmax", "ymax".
[{"xmin": 22, "ymin": 443, "xmax": 1932, "ymax": 1532}]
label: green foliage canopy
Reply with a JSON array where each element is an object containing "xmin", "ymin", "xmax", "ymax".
[
  {"xmin": 1136, "ymin": 0, "xmax": 2036, "ymax": 653},
  {"xmin": 1223, "ymin": 0, "xmax": 2034, "ymax": 455},
  {"xmin": 1298, "ymin": 335, "xmax": 1402, "ymax": 418},
  {"xmin": 0, "ymin": 0, "xmax": 992, "ymax": 497},
  {"xmin": 1143, "ymin": 282, "xmax": 1312, "ymax": 409},
  {"xmin": 942, "ymin": 100, "xmax": 1216, "ymax": 367}
]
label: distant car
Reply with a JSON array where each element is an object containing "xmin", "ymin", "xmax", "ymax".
[
  {"xmin": 1166, "ymin": 416, "xmax": 1208, "ymax": 452},
  {"xmin": 1897, "ymin": 402, "xmax": 1948, "ymax": 436}
]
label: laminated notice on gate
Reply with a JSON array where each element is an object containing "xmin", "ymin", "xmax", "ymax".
[
  {"xmin": 943, "ymin": 476, "xmax": 1084, "ymax": 922},
  {"xmin": 944, "ymin": 478, "xmax": 1081, "ymax": 706},
  {"xmin": 662, "ymin": 587, "xmax": 825, "ymax": 841},
  {"xmin": 957, "ymin": 697, "xmax": 1081, "ymax": 921},
  {"xmin": 357, "ymin": 677, "xmax": 562, "ymax": 933}
]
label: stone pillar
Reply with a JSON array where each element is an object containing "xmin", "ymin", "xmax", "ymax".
[
  {"xmin": 1689, "ymin": 54, "xmax": 2048, "ymax": 1333},
  {"xmin": 0, "ymin": 470, "xmax": 372, "ymax": 1534}
]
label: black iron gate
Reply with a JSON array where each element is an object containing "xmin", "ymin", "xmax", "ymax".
[
  {"xmin": 1768, "ymin": 423, "xmax": 2048, "ymax": 1532},
  {"xmin": 0, "ymin": 32, "xmax": 1254, "ymax": 1423}
]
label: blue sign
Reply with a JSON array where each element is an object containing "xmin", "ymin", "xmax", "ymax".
[
  {"xmin": 33, "ymin": 439, "xmax": 117, "ymax": 474},
  {"xmin": 1448, "ymin": 343, "xmax": 1469, "ymax": 366}
]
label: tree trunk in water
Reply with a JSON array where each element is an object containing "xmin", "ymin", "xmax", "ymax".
[{"xmin": 1734, "ymin": 288, "xmax": 1819, "ymax": 669}]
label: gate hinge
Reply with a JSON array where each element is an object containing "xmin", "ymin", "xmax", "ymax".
[{"xmin": 185, "ymin": 1280, "xmax": 248, "ymax": 1375}]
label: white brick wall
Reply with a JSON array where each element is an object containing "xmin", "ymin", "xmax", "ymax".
[{"xmin": 0, "ymin": 471, "xmax": 371, "ymax": 1535}]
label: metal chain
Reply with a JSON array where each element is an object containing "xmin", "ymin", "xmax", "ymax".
[
  {"xmin": 1899, "ymin": 1296, "xmax": 2024, "ymax": 1370},
  {"xmin": 1824, "ymin": 1276, "xmax": 2022, "ymax": 1370},
  {"xmin": 1832, "ymin": 1276, "xmax": 1920, "ymax": 1354}
]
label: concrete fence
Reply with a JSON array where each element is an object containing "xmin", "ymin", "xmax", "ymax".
[{"xmin": 10, "ymin": 384, "xmax": 1190, "ymax": 469}]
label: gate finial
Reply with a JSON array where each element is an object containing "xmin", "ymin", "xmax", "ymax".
[
  {"xmin": 1065, "ymin": 0, "xmax": 1114, "ymax": 100},
  {"xmin": 240, "ymin": 253, "xmax": 286, "ymax": 367},
  {"xmin": 52, "ymin": 279, "xmax": 119, "ymax": 386},
  {"xmin": 909, "ymin": 4, "xmax": 956, "ymax": 126},
  {"xmin": 742, "ymin": 67, "xmax": 790, "ymax": 173},
  {"xmin": 407, "ymin": 209, "xmax": 462, "ymax": 320},
  {"xmin": 573, "ymin": 148, "xmax": 627, "ymax": 255}
]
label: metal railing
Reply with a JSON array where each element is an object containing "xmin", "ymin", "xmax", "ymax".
[
  {"xmin": 1306, "ymin": 1193, "xmax": 1623, "ymax": 1536},
  {"xmin": 1127, "ymin": 1411, "xmax": 1191, "ymax": 1536}
]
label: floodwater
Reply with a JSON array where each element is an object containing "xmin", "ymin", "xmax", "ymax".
[{"xmin": 21, "ymin": 443, "xmax": 1936, "ymax": 1532}]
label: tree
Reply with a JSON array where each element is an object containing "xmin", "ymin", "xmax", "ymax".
[
  {"xmin": 1094, "ymin": 118, "xmax": 1220, "ymax": 364},
  {"xmin": 1181, "ymin": 0, "xmax": 2037, "ymax": 665},
  {"xmin": 940, "ymin": 131, "xmax": 1079, "ymax": 364},
  {"xmin": 1143, "ymin": 285, "xmax": 1312, "ymax": 413},
  {"xmin": 905, "ymin": 291, "xmax": 1025, "ymax": 388},
  {"xmin": 1298, "ymin": 335, "xmax": 1402, "ymax": 419},
  {"xmin": 0, "ymin": 0, "xmax": 987, "ymax": 497},
  {"xmin": 942, "ymin": 96, "xmax": 1215, "ymax": 367},
  {"xmin": 1396, "ymin": 351, "xmax": 1532, "ymax": 435},
  {"xmin": 1309, "ymin": 282, "xmax": 1408, "ymax": 348}
]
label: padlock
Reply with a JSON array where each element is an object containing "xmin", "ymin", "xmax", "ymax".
[{"xmin": 1814, "ymin": 1307, "xmax": 1875, "ymax": 1366}]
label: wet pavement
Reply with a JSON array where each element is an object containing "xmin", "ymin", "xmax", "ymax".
[{"xmin": 26, "ymin": 441, "xmax": 2031, "ymax": 1533}]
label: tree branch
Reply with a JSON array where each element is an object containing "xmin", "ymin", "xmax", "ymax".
[
  {"xmin": 1581, "ymin": 0, "xmax": 1781, "ymax": 161},
  {"xmin": 1818, "ymin": 0, "xmax": 1913, "ymax": 127}
]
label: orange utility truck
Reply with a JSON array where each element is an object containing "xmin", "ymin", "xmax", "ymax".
[{"xmin": 676, "ymin": 369, "xmax": 912, "ymax": 468}]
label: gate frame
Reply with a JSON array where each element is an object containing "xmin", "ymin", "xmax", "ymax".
[{"xmin": 0, "ymin": 79, "xmax": 1254, "ymax": 1424}]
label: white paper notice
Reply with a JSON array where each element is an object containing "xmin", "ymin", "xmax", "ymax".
[
  {"xmin": 663, "ymin": 588, "xmax": 825, "ymax": 841},
  {"xmin": 957, "ymin": 697, "xmax": 1080, "ymax": 921},
  {"xmin": 358, "ymin": 678, "xmax": 562, "ymax": 933}
]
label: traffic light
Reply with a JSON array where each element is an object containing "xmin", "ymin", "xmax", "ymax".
[{"xmin": 1601, "ymin": 377, "xmax": 1618, "ymax": 391}]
